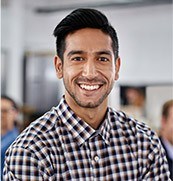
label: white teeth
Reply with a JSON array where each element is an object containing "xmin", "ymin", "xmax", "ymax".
[{"xmin": 80, "ymin": 84, "xmax": 100, "ymax": 91}]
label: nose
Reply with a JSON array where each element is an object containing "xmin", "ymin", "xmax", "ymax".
[{"xmin": 82, "ymin": 60, "xmax": 98, "ymax": 78}]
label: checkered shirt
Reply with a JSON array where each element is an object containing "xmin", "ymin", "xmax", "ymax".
[{"xmin": 3, "ymin": 96, "xmax": 171, "ymax": 180}]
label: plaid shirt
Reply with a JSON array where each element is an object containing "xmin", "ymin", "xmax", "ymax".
[{"xmin": 3, "ymin": 96, "xmax": 171, "ymax": 180}]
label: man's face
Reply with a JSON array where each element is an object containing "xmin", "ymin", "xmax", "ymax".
[
  {"xmin": 54, "ymin": 28, "xmax": 120, "ymax": 109},
  {"xmin": 1, "ymin": 98, "xmax": 18, "ymax": 134},
  {"xmin": 162, "ymin": 105, "xmax": 173, "ymax": 145}
]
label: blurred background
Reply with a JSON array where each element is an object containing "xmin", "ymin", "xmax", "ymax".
[{"xmin": 1, "ymin": 0, "xmax": 173, "ymax": 131}]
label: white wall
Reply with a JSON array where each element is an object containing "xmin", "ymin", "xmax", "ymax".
[
  {"xmin": 1, "ymin": 3, "xmax": 173, "ymax": 104},
  {"xmin": 106, "ymin": 5, "xmax": 172, "ymax": 84},
  {"xmin": 2, "ymin": 0, "xmax": 25, "ymax": 103}
]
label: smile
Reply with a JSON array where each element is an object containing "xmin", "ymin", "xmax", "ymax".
[{"xmin": 80, "ymin": 84, "xmax": 100, "ymax": 91}]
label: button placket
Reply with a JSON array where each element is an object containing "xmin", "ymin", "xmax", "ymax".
[{"xmin": 94, "ymin": 155, "xmax": 100, "ymax": 163}]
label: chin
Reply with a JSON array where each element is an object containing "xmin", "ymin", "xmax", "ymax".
[
  {"xmin": 78, "ymin": 102, "xmax": 100, "ymax": 108},
  {"xmin": 75, "ymin": 97, "xmax": 105, "ymax": 108}
]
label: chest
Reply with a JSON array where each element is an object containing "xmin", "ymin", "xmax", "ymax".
[{"xmin": 49, "ymin": 134, "xmax": 141, "ymax": 180}]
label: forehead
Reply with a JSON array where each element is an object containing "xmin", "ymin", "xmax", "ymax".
[
  {"xmin": 65, "ymin": 28, "xmax": 113, "ymax": 52},
  {"xmin": 1, "ymin": 99, "xmax": 13, "ymax": 107}
]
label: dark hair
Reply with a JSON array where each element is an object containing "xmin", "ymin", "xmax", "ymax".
[
  {"xmin": 1, "ymin": 95, "xmax": 18, "ymax": 110},
  {"xmin": 53, "ymin": 8, "xmax": 119, "ymax": 61},
  {"xmin": 162, "ymin": 99, "xmax": 173, "ymax": 119}
]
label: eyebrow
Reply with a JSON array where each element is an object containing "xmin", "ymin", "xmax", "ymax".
[
  {"xmin": 67, "ymin": 50, "xmax": 112, "ymax": 57},
  {"xmin": 95, "ymin": 50, "xmax": 112, "ymax": 56},
  {"xmin": 67, "ymin": 50, "xmax": 84, "ymax": 57}
]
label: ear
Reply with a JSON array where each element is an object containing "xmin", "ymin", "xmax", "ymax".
[
  {"xmin": 54, "ymin": 55, "xmax": 63, "ymax": 79},
  {"xmin": 114, "ymin": 57, "xmax": 121, "ymax": 80}
]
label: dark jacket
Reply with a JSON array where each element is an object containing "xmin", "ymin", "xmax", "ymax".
[{"xmin": 159, "ymin": 137, "xmax": 173, "ymax": 180}]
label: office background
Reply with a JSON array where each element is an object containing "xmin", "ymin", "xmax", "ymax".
[{"xmin": 1, "ymin": 0, "xmax": 173, "ymax": 130}]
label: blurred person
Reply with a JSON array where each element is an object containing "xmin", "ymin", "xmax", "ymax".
[
  {"xmin": 1, "ymin": 95, "xmax": 19, "ymax": 179},
  {"xmin": 125, "ymin": 87, "xmax": 145, "ymax": 107},
  {"xmin": 120, "ymin": 87, "xmax": 152, "ymax": 128},
  {"xmin": 3, "ymin": 8, "xmax": 171, "ymax": 180},
  {"xmin": 159, "ymin": 99, "xmax": 173, "ymax": 179},
  {"xmin": 121, "ymin": 87, "xmax": 146, "ymax": 118}
]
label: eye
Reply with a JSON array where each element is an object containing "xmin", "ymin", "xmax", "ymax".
[
  {"xmin": 98, "ymin": 57, "xmax": 109, "ymax": 62},
  {"xmin": 71, "ymin": 57, "xmax": 84, "ymax": 61}
]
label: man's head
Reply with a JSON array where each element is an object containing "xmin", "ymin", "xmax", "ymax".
[
  {"xmin": 53, "ymin": 8, "xmax": 119, "ymax": 61},
  {"xmin": 160, "ymin": 99, "xmax": 173, "ymax": 145},
  {"xmin": 53, "ymin": 8, "xmax": 120, "ymax": 110},
  {"xmin": 1, "ymin": 95, "xmax": 19, "ymax": 135}
]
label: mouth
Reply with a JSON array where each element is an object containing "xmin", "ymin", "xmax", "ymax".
[{"xmin": 79, "ymin": 84, "xmax": 101, "ymax": 91}]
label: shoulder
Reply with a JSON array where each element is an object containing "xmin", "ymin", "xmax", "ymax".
[
  {"xmin": 9, "ymin": 106, "xmax": 62, "ymax": 151},
  {"xmin": 3, "ymin": 106, "xmax": 63, "ymax": 179},
  {"xmin": 108, "ymin": 107, "xmax": 161, "ymax": 150},
  {"xmin": 109, "ymin": 107, "xmax": 153, "ymax": 133}
]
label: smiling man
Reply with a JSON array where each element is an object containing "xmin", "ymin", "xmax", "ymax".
[
  {"xmin": 54, "ymin": 27, "xmax": 120, "ymax": 129},
  {"xmin": 3, "ymin": 8, "xmax": 171, "ymax": 180}
]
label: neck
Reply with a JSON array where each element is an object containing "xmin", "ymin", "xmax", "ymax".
[
  {"xmin": 65, "ymin": 97, "xmax": 108, "ymax": 129},
  {"xmin": 79, "ymin": 105, "xmax": 107, "ymax": 129}
]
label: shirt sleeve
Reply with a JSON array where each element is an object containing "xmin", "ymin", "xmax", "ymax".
[{"xmin": 3, "ymin": 146, "xmax": 49, "ymax": 181}]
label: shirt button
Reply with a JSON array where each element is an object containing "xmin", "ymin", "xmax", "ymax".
[{"xmin": 94, "ymin": 155, "xmax": 100, "ymax": 162}]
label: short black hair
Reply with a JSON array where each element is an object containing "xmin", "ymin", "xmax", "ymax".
[
  {"xmin": 1, "ymin": 95, "xmax": 18, "ymax": 110},
  {"xmin": 53, "ymin": 8, "xmax": 119, "ymax": 61}
]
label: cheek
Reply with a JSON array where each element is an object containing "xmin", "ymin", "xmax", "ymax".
[
  {"xmin": 7, "ymin": 114, "xmax": 14, "ymax": 121},
  {"xmin": 64, "ymin": 64, "xmax": 88, "ymax": 83},
  {"xmin": 170, "ymin": 123, "xmax": 173, "ymax": 132},
  {"xmin": 1, "ymin": 119, "xmax": 7, "ymax": 126},
  {"xmin": 103, "ymin": 66, "xmax": 115, "ymax": 76},
  {"xmin": 167, "ymin": 120, "xmax": 173, "ymax": 133},
  {"xmin": 108, "ymin": 71, "xmax": 116, "ymax": 82},
  {"xmin": 63, "ymin": 68, "xmax": 77, "ymax": 86},
  {"xmin": 63, "ymin": 63, "xmax": 79, "ymax": 75},
  {"xmin": 64, "ymin": 69, "xmax": 75, "ymax": 79}
]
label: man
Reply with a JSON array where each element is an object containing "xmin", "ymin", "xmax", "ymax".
[
  {"xmin": 159, "ymin": 100, "xmax": 173, "ymax": 180},
  {"xmin": 1, "ymin": 95, "xmax": 19, "ymax": 179},
  {"xmin": 3, "ymin": 8, "xmax": 171, "ymax": 180}
]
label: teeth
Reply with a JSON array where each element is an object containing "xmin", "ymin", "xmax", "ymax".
[{"xmin": 80, "ymin": 84, "xmax": 100, "ymax": 91}]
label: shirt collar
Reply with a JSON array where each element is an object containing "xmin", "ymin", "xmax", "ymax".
[
  {"xmin": 56, "ymin": 96, "xmax": 112, "ymax": 146},
  {"xmin": 98, "ymin": 109, "xmax": 111, "ymax": 145}
]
